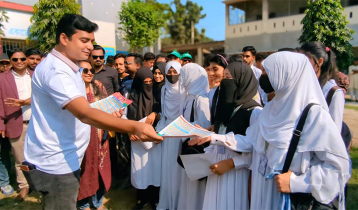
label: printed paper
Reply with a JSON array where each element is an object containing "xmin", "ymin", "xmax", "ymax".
[
  {"xmin": 180, "ymin": 153, "xmax": 216, "ymax": 181},
  {"xmin": 158, "ymin": 115, "xmax": 213, "ymax": 138},
  {"xmin": 90, "ymin": 92, "xmax": 132, "ymax": 114}
]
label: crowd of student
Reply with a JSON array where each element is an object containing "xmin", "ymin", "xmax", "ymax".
[{"xmin": 0, "ymin": 13, "xmax": 356, "ymax": 210}]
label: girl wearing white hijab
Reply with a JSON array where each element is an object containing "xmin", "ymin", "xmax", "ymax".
[
  {"xmin": 177, "ymin": 63, "xmax": 211, "ymax": 210},
  {"xmin": 156, "ymin": 61, "xmax": 184, "ymax": 210},
  {"xmin": 192, "ymin": 52, "xmax": 351, "ymax": 209}
]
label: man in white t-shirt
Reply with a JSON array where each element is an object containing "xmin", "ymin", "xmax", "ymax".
[{"xmin": 22, "ymin": 14, "xmax": 162, "ymax": 210}]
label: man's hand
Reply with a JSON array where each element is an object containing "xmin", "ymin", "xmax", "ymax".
[
  {"xmin": 188, "ymin": 136, "xmax": 211, "ymax": 146},
  {"xmin": 129, "ymin": 133, "xmax": 140, "ymax": 141},
  {"xmin": 210, "ymin": 159, "xmax": 234, "ymax": 175},
  {"xmin": 111, "ymin": 109, "xmax": 123, "ymax": 118},
  {"xmin": 4, "ymin": 98, "xmax": 29, "ymax": 107},
  {"xmin": 134, "ymin": 122, "xmax": 163, "ymax": 142},
  {"xmin": 275, "ymin": 171, "xmax": 292, "ymax": 193},
  {"xmin": 0, "ymin": 131, "xmax": 5, "ymax": 138},
  {"xmin": 145, "ymin": 112, "xmax": 156, "ymax": 125}
]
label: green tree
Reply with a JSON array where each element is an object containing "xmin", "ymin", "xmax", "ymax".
[
  {"xmin": 28, "ymin": 0, "xmax": 81, "ymax": 52},
  {"xmin": 118, "ymin": 0, "xmax": 165, "ymax": 52},
  {"xmin": 299, "ymin": 0, "xmax": 354, "ymax": 70},
  {"xmin": 0, "ymin": 10, "xmax": 9, "ymax": 37},
  {"xmin": 166, "ymin": 0, "xmax": 207, "ymax": 45}
]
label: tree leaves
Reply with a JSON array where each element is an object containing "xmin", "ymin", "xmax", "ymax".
[
  {"xmin": 0, "ymin": 10, "xmax": 9, "ymax": 37},
  {"xmin": 118, "ymin": 0, "xmax": 165, "ymax": 52},
  {"xmin": 28, "ymin": 0, "xmax": 81, "ymax": 53},
  {"xmin": 299, "ymin": 0, "xmax": 354, "ymax": 70}
]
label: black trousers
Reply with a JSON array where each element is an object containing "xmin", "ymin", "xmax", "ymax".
[
  {"xmin": 22, "ymin": 165, "xmax": 80, "ymax": 210},
  {"xmin": 137, "ymin": 185, "xmax": 160, "ymax": 204}
]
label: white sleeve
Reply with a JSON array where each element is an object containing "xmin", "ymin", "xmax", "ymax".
[
  {"xmin": 290, "ymin": 151, "xmax": 350, "ymax": 205},
  {"xmin": 193, "ymin": 97, "xmax": 211, "ymax": 129},
  {"xmin": 329, "ymin": 89, "xmax": 344, "ymax": 132},
  {"xmin": 210, "ymin": 107, "xmax": 262, "ymax": 152},
  {"xmin": 232, "ymin": 152, "xmax": 252, "ymax": 169}
]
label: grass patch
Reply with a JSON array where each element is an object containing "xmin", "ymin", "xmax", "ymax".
[
  {"xmin": 345, "ymin": 105, "xmax": 358, "ymax": 111},
  {"xmin": 347, "ymin": 147, "xmax": 358, "ymax": 210}
]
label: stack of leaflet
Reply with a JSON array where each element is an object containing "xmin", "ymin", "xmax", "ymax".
[
  {"xmin": 90, "ymin": 92, "xmax": 132, "ymax": 114},
  {"xmin": 158, "ymin": 115, "xmax": 213, "ymax": 138}
]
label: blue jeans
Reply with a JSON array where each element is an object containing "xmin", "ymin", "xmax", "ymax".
[
  {"xmin": 77, "ymin": 178, "xmax": 105, "ymax": 209},
  {"xmin": 0, "ymin": 137, "xmax": 10, "ymax": 188}
]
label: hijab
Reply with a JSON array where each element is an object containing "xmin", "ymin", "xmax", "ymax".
[
  {"xmin": 162, "ymin": 61, "xmax": 182, "ymax": 121},
  {"xmin": 127, "ymin": 67, "xmax": 154, "ymax": 121},
  {"xmin": 246, "ymin": 52, "xmax": 350, "ymax": 206},
  {"xmin": 214, "ymin": 61, "xmax": 260, "ymax": 126},
  {"xmin": 152, "ymin": 62, "xmax": 166, "ymax": 105}
]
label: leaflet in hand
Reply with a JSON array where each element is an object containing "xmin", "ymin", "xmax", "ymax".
[
  {"xmin": 90, "ymin": 92, "xmax": 132, "ymax": 114},
  {"xmin": 158, "ymin": 115, "xmax": 213, "ymax": 138}
]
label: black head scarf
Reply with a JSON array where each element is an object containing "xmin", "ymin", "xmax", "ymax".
[
  {"xmin": 127, "ymin": 67, "xmax": 154, "ymax": 121},
  {"xmin": 152, "ymin": 62, "xmax": 166, "ymax": 105},
  {"xmin": 214, "ymin": 61, "xmax": 260, "ymax": 126}
]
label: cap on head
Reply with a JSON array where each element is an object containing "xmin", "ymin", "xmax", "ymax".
[
  {"xmin": 168, "ymin": 50, "xmax": 182, "ymax": 59},
  {"xmin": 182, "ymin": 52, "xmax": 192, "ymax": 59}
]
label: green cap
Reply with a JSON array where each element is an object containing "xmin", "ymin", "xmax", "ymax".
[
  {"xmin": 168, "ymin": 50, "xmax": 182, "ymax": 59},
  {"xmin": 181, "ymin": 52, "xmax": 192, "ymax": 59}
]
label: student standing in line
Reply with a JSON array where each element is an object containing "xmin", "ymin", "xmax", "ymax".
[
  {"xmin": 189, "ymin": 61, "xmax": 261, "ymax": 210},
  {"xmin": 195, "ymin": 52, "xmax": 350, "ymax": 210},
  {"xmin": 348, "ymin": 58, "xmax": 358, "ymax": 101},
  {"xmin": 300, "ymin": 41, "xmax": 345, "ymax": 131},
  {"xmin": 127, "ymin": 67, "xmax": 161, "ymax": 210},
  {"xmin": 156, "ymin": 61, "xmax": 183, "ymax": 210},
  {"xmin": 152, "ymin": 62, "xmax": 166, "ymax": 115},
  {"xmin": 177, "ymin": 63, "xmax": 211, "ymax": 210}
]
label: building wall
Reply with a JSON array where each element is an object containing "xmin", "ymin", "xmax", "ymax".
[
  {"xmin": 2, "ymin": 10, "xmax": 32, "ymax": 40},
  {"xmin": 225, "ymin": 3, "xmax": 358, "ymax": 54}
]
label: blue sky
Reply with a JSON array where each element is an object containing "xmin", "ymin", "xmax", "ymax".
[{"xmin": 157, "ymin": 0, "xmax": 225, "ymax": 41}]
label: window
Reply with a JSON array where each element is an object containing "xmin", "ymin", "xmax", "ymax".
[{"xmin": 229, "ymin": 0, "xmax": 263, "ymax": 25}]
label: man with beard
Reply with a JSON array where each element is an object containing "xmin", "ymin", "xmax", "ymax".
[
  {"xmin": 25, "ymin": 48, "xmax": 42, "ymax": 71},
  {"xmin": 120, "ymin": 53, "xmax": 143, "ymax": 97},
  {"xmin": 114, "ymin": 53, "xmax": 128, "ymax": 86},
  {"xmin": 89, "ymin": 45, "xmax": 119, "ymax": 95}
]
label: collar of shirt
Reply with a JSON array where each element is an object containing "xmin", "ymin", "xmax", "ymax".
[
  {"xmin": 51, "ymin": 49, "xmax": 80, "ymax": 72},
  {"xmin": 12, "ymin": 69, "xmax": 30, "ymax": 77}
]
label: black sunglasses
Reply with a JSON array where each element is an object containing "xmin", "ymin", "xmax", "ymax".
[
  {"xmin": 92, "ymin": 55, "xmax": 104, "ymax": 60},
  {"xmin": 11, "ymin": 57, "xmax": 26, "ymax": 62},
  {"xmin": 82, "ymin": 68, "xmax": 95, "ymax": 74}
]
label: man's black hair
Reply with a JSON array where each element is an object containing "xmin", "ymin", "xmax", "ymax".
[
  {"xmin": 167, "ymin": 54, "xmax": 178, "ymax": 60},
  {"xmin": 278, "ymin": 48, "xmax": 297, "ymax": 52},
  {"xmin": 255, "ymin": 52, "xmax": 267, "ymax": 62},
  {"xmin": 56, "ymin": 14, "xmax": 98, "ymax": 44},
  {"xmin": 144, "ymin": 52, "xmax": 155, "ymax": 61},
  {"xmin": 127, "ymin": 53, "xmax": 144, "ymax": 66},
  {"xmin": 7, "ymin": 48, "xmax": 24, "ymax": 59},
  {"xmin": 106, "ymin": 56, "xmax": 114, "ymax": 64},
  {"xmin": 242, "ymin": 46, "xmax": 257, "ymax": 56},
  {"xmin": 228, "ymin": 54, "xmax": 243, "ymax": 63},
  {"xmin": 25, "ymin": 48, "xmax": 42, "ymax": 58},
  {"xmin": 114, "ymin": 53, "xmax": 127, "ymax": 60},
  {"xmin": 155, "ymin": 53, "xmax": 168, "ymax": 63},
  {"xmin": 92, "ymin": 45, "xmax": 105, "ymax": 55}
]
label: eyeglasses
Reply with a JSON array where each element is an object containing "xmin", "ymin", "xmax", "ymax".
[
  {"xmin": 124, "ymin": 61, "xmax": 133, "ymax": 65},
  {"xmin": 11, "ymin": 57, "xmax": 26, "ymax": 62},
  {"xmin": 92, "ymin": 55, "xmax": 104, "ymax": 60},
  {"xmin": 82, "ymin": 68, "xmax": 95, "ymax": 74},
  {"xmin": 0, "ymin": 61, "xmax": 10, "ymax": 65}
]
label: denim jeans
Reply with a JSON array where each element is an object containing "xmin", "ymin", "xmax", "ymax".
[
  {"xmin": 22, "ymin": 165, "xmax": 81, "ymax": 210},
  {"xmin": 0, "ymin": 138, "xmax": 10, "ymax": 188},
  {"xmin": 77, "ymin": 178, "xmax": 105, "ymax": 209}
]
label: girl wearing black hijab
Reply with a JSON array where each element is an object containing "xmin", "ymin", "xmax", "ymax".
[
  {"xmin": 189, "ymin": 61, "xmax": 262, "ymax": 210},
  {"xmin": 152, "ymin": 62, "xmax": 166, "ymax": 114},
  {"xmin": 127, "ymin": 67, "xmax": 161, "ymax": 210}
]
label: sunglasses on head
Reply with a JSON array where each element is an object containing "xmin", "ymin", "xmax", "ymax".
[
  {"xmin": 11, "ymin": 57, "xmax": 26, "ymax": 62},
  {"xmin": 92, "ymin": 55, "xmax": 104, "ymax": 60},
  {"xmin": 82, "ymin": 68, "xmax": 95, "ymax": 74}
]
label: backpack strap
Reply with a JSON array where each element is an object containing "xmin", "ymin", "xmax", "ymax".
[
  {"xmin": 282, "ymin": 103, "xmax": 318, "ymax": 173},
  {"xmin": 326, "ymin": 86, "xmax": 340, "ymax": 107}
]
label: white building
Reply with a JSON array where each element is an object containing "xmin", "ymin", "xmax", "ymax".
[{"xmin": 223, "ymin": 0, "xmax": 358, "ymax": 57}]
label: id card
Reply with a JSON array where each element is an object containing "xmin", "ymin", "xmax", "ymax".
[
  {"xmin": 217, "ymin": 145, "xmax": 226, "ymax": 154},
  {"xmin": 258, "ymin": 154, "xmax": 268, "ymax": 176}
]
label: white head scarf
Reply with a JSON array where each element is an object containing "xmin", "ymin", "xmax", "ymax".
[
  {"xmin": 179, "ymin": 63, "xmax": 210, "ymax": 97},
  {"xmin": 247, "ymin": 52, "xmax": 350, "ymax": 205},
  {"xmin": 162, "ymin": 61, "xmax": 182, "ymax": 121}
]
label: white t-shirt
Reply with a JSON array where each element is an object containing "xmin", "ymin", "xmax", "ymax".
[
  {"xmin": 12, "ymin": 69, "xmax": 32, "ymax": 121},
  {"xmin": 24, "ymin": 49, "xmax": 90, "ymax": 175}
]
